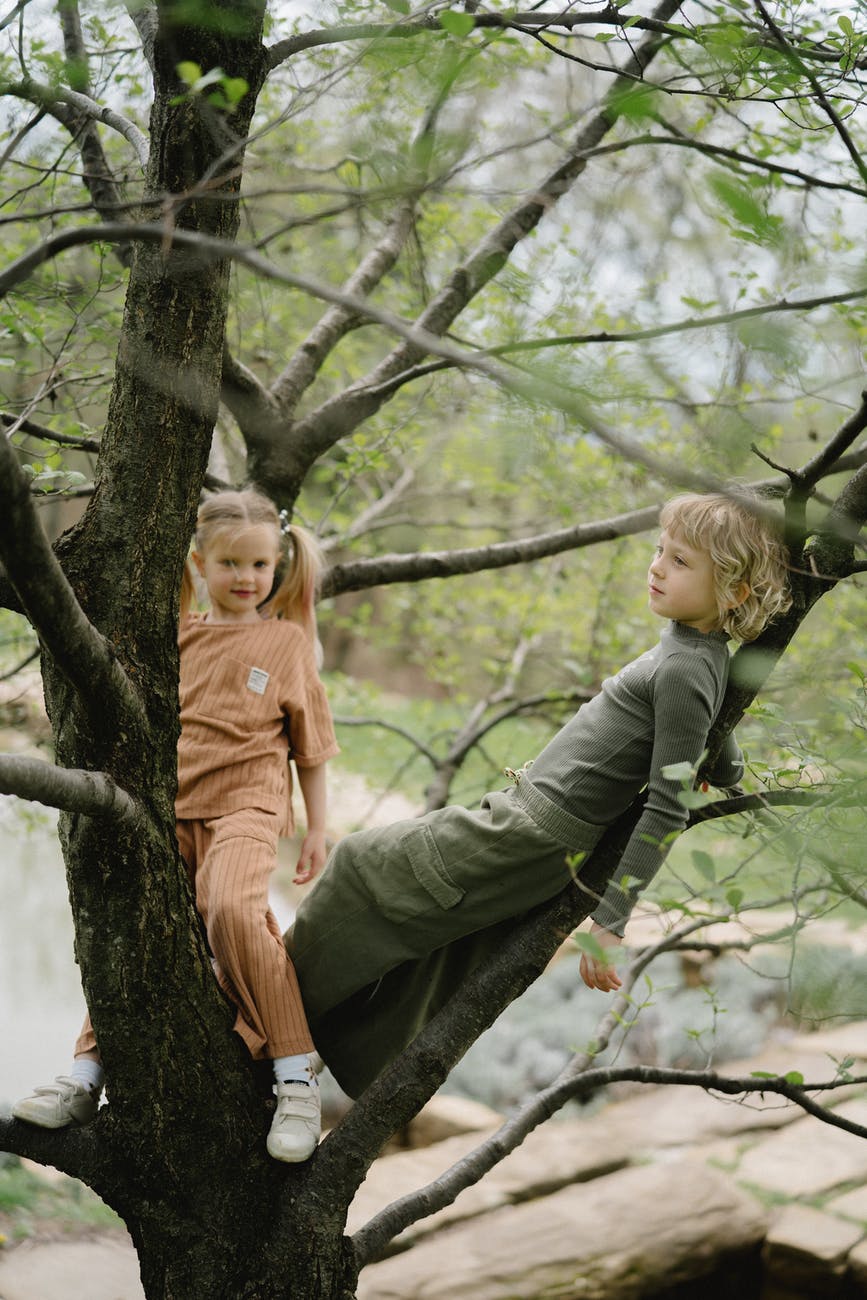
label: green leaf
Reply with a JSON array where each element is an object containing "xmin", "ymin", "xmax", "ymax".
[
  {"xmin": 439, "ymin": 11, "xmax": 476, "ymax": 36},
  {"xmin": 607, "ymin": 82, "xmax": 660, "ymax": 123},
  {"xmin": 176, "ymin": 61, "xmax": 202, "ymax": 87},
  {"xmin": 572, "ymin": 932, "xmax": 605, "ymax": 961},
  {"xmin": 661, "ymin": 761, "xmax": 696, "ymax": 783},
  {"xmin": 708, "ymin": 172, "xmax": 783, "ymax": 247},
  {"xmin": 784, "ymin": 1071, "xmax": 805, "ymax": 1086},
  {"xmin": 221, "ymin": 77, "xmax": 248, "ymax": 107},
  {"xmin": 750, "ymin": 1070, "xmax": 777, "ymax": 1079},
  {"xmin": 710, "ymin": 173, "xmax": 767, "ymax": 227},
  {"xmin": 726, "ymin": 887, "xmax": 744, "ymax": 911},
  {"xmin": 382, "ymin": 0, "xmax": 410, "ymax": 11},
  {"xmin": 691, "ymin": 850, "xmax": 716, "ymax": 883},
  {"xmin": 838, "ymin": 14, "xmax": 854, "ymax": 36},
  {"xmin": 677, "ymin": 788, "xmax": 717, "ymax": 809}
]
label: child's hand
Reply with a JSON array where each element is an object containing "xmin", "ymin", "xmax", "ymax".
[
  {"xmin": 294, "ymin": 829, "xmax": 328, "ymax": 885},
  {"xmin": 579, "ymin": 923, "xmax": 623, "ymax": 992}
]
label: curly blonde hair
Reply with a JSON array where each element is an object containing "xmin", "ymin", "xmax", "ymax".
[
  {"xmin": 179, "ymin": 488, "xmax": 323, "ymax": 640},
  {"xmin": 659, "ymin": 491, "xmax": 791, "ymax": 642}
]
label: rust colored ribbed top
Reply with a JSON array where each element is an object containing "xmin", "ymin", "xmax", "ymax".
[{"xmin": 176, "ymin": 615, "xmax": 339, "ymax": 831}]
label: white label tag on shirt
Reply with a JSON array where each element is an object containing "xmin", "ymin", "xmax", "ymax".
[{"xmin": 246, "ymin": 667, "xmax": 269, "ymax": 695}]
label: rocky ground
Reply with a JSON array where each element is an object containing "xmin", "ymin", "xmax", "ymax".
[{"xmin": 6, "ymin": 1018, "xmax": 867, "ymax": 1298}]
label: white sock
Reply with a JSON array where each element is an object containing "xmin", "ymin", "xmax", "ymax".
[
  {"xmin": 71, "ymin": 1058, "xmax": 105, "ymax": 1095},
  {"xmin": 272, "ymin": 1053, "xmax": 316, "ymax": 1086}
]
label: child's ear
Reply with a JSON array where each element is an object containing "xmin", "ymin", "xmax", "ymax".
[
  {"xmin": 191, "ymin": 551, "xmax": 206, "ymax": 577},
  {"xmin": 728, "ymin": 581, "xmax": 750, "ymax": 610}
]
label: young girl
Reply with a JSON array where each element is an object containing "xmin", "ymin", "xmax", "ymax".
[
  {"xmin": 287, "ymin": 491, "xmax": 791, "ymax": 1099},
  {"xmin": 13, "ymin": 489, "xmax": 339, "ymax": 1163}
]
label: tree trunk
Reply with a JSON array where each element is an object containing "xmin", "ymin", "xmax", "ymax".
[{"xmin": 27, "ymin": 7, "xmax": 346, "ymax": 1297}]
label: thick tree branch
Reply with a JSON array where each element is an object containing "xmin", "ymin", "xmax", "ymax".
[
  {"xmin": 691, "ymin": 788, "xmax": 832, "ymax": 821},
  {"xmin": 51, "ymin": 0, "xmax": 134, "ymax": 261},
  {"xmin": 707, "ymin": 446, "xmax": 867, "ymax": 761},
  {"xmin": 264, "ymin": 10, "xmax": 679, "ymax": 70},
  {"xmin": 0, "ymin": 434, "xmax": 141, "ymax": 725},
  {"xmin": 266, "ymin": 11, "xmax": 866, "ymax": 72},
  {"xmin": 0, "ymin": 753, "xmax": 139, "ymax": 822},
  {"xmin": 351, "ymin": 911, "xmax": 681, "ymax": 1262},
  {"xmin": 802, "ymin": 400, "xmax": 867, "ymax": 486},
  {"xmin": 268, "ymin": 199, "xmax": 418, "ymax": 418},
  {"xmin": 0, "ymin": 77, "xmax": 149, "ymax": 167},
  {"xmin": 2, "ymin": 410, "xmax": 101, "ymax": 453},
  {"xmin": 0, "ymin": 1111, "xmax": 100, "ymax": 1180},
  {"xmin": 124, "ymin": 0, "xmax": 157, "ymax": 72},
  {"xmin": 321, "ymin": 505, "xmax": 661, "ymax": 597}
]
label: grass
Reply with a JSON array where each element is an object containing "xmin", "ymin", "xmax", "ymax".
[{"xmin": 0, "ymin": 1154, "xmax": 122, "ymax": 1245}]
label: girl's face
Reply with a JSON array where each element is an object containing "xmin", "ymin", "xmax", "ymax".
[
  {"xmin": 193, "ymin": 525, "xmax": 280, "ymax": 623},
  {"xmin": 647, "ymin": 529, "xmax": 721, "ymax": 633}
]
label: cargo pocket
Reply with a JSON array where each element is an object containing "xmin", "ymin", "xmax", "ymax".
[
  {"xmin": 403, "ymin": 824, "xmax": 464, "ymax": 908},
  {"xmin": 356, "ymin": 822, "xmax": 466, "ymax": 923}
]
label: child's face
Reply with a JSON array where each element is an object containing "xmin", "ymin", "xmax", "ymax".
[
  {"xmin": 193, "ymin": 525, "xmax": 279, "ymax": 623},
  {"xmin": 647, "ymin": 529, "xmax": 720, "ymax": 633}
]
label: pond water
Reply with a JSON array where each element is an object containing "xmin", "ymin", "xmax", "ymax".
[{"xmin": 0, "ymin": 798, "xmax": 87, "ymax": 1107}]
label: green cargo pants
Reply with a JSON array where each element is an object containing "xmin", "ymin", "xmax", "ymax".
[{"xmin": 286, "ymin": 776, "xmax": 605, "ymax": 1097}]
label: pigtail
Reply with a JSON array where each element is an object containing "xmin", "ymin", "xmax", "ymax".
[{"xmin": 263, "ymin": 522, "xmax": 324, "ymax": 644}]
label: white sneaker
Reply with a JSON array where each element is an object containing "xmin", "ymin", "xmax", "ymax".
[
  {"xmin": 266, "ymin": 1081, "xmax": 320, "ymax": 1163},
  {"xmin": 11, "ymin": 1076, "xmax": 99, "ymax": 1130}
]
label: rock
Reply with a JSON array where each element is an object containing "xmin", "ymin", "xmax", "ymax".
[
  {"xmin": 761, "ymin": 1204, "xmax": 864, "ymax": 1298},
  {"xmin": 348, "ymin": 1115, "xmax": 631, "ymax": 1248},
  {"xmin": 826, "ymin": 1190, "xmax": 867, "ymax": 1227},
  {"xmin": 402, "ymin": 1095, "xmax": 504, "ymax": 1148},
  {"xmin": 356, "ymin": 1156, "xmax": 767, "ymax": 1300},
  {"xmin": 827, "ymin": 1184, "xmax": 867, "ymax": 1224},
  {"xmin": 592, "ymin": 1046, "xmax": 850, "ymax": 1153},
  {"xmin": 846, "ymin": 1237, "xmax": 867, "ymax": 1293},
  {"xmin": 736, "ymin": 1098, "xmax": 867, "ymax": 1197},
  {"xmin": 788, "ymin": 1022, "xmax": 867, "ymax": 1061}
]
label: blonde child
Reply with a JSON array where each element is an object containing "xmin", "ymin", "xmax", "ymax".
[
  {"xmin": 288, "ymin": 491, "xmax": 792, "ymax": 1099},
  {"xmin": 13, "ymin": 489, "xmax": 339, "ymax": 1163}
]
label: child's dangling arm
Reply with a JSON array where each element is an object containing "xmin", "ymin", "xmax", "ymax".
[
  {"xmin": 578, "ymin": 922, "xmax": 623, "ymax": 992},
  {"xmin": 294, "ymin": 761, "xmax": 329, "ymax": 885}
]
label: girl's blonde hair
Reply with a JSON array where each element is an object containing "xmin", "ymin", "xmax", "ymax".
[
  {"xmin": 659, "ymin": 491, "xmax": 792, "ymax": 642},
  {"xmin": 179, "ymin": 488, "xmax": 323, "ymax": 640}
]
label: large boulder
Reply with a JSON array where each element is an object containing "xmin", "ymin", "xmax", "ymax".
[{"xmin": 357, "ymin": 1156, "xmax": 768, "ymax": 1300}]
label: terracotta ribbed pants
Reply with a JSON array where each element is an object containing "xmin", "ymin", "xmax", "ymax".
[{"xmin": 76, "ymin": 808, "xmax": 313, "ymax": 1061}]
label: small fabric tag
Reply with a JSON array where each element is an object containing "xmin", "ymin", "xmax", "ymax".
[{"xmin": 246, "ymin": 667, "xmax": 269, "ymax": 695}]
